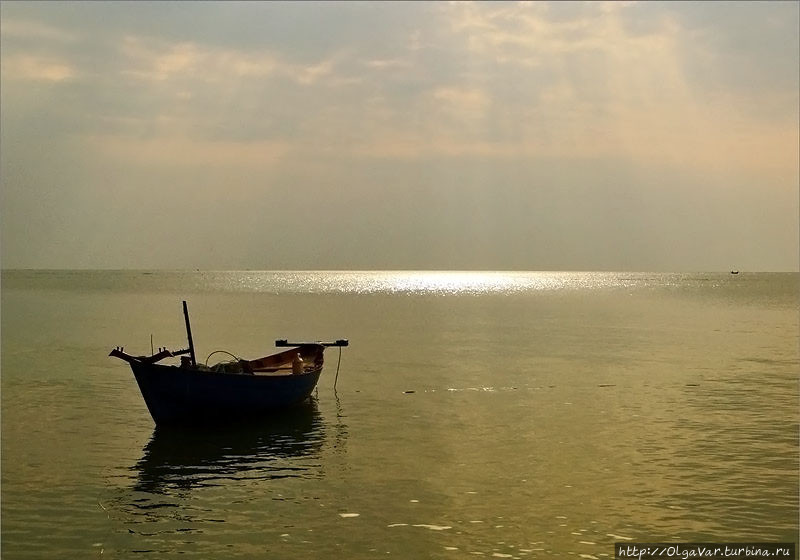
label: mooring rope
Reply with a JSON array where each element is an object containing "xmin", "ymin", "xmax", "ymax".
[{"xmin": 333, "ymin": 345, "xmax": 343, "ymax": 390}]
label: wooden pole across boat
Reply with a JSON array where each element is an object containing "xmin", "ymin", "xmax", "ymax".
[{"xmin": 182, "ymin": 300, "xmax": 196, "ymax": 366}]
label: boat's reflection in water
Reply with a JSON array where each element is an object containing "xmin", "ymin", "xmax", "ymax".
[{"xmin": 132, "ymin": 399, "xmax": 326, "ymax": 494}]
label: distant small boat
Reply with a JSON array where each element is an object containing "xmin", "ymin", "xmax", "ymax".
[
  {"xmin": 110, "ymin": 301, "xmax": 347, "ymax": 425},
  {"xmin": 730, "ymin": 270, "xmax": 739, "ymax": 275}
]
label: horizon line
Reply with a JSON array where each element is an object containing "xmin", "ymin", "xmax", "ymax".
[{"xmin": 2, "ymin": 268, "xmax": 797, "ymax": 274}]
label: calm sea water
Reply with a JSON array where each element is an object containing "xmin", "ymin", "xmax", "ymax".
[{"xmin": 1, "ymin": 271, "xmax": 798, "ymax": 559}]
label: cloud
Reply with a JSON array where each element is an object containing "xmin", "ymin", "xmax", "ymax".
[
  {"xmin": 364, "ymin": 58, "xmax": 412, "ymax": 70},
  {"xmin": 1, "ymin": 54, "xmax": 75, "ymax": 82},
  {"xmin": 0, "ymin": 16, "xmax": 77, "ymax": 42},
  {"xmin": 432, "ymin": 86, "xmax": 489, "ymax": 115},
  {"xmin": 2, "ymin": 2, "xmax": 796, "ymax": 176},
  {"xmin": 118, "ymin": 34, "xmax": 344, "ymax": 85},
  {"xmin": 428, "ymin": 1, "xmax": 798, "ymax": 176}
]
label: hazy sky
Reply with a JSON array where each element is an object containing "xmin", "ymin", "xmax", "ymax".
[{"xmin": 1, "ymin": 1, "xmax": 798, "ymax": 271}]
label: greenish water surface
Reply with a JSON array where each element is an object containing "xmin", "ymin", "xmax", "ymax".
[{"xmin": 2, "ymin": 271, "xmax": 798, "ymax": 558}]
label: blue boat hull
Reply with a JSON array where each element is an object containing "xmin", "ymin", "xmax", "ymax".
[{"xmin": 130, "ymin": 362, "xmax": 323, "ymax": 425}]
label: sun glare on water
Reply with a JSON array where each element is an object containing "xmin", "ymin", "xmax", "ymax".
[
  {"xmin": 197, "ymin": 270, "xmax": 634, "ymax": 294},
  {"xmin": 343, "ymin": 271, "xmax": 608, "ymax": 295},
  {"xmin": 375, "ymin": 271, "xmax": 529, "ymax": 294}
]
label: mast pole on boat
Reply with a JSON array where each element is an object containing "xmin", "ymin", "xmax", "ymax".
[{"xmin": 182, "ymin": 300, "xmax": 196, "ymax": 366}]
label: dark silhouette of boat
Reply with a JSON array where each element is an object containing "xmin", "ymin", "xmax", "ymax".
[
  {"xmin": 110, "ymin": 301, "xmax": 347, "ymax": 425},
  {"xmin": 730, "ymin": 270, "xmax": 740, "ymax": 275}
]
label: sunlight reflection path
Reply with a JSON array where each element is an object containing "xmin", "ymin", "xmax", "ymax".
[{"xmin": 204, "ymin": 271, "xmax": 642, "ymax": 295}]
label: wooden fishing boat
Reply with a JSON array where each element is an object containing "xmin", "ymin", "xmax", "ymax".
[{"xmin": 110, "ymin": 301, "xmax": 347, "ymax": 425}]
